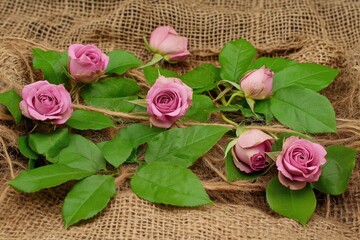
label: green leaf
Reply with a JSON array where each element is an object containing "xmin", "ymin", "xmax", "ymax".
[
  {"xmin": 131, "ymin": 162, "xmax": 212, "ymax": 206},
  {"xmin": 254, "ymin": 100, "xmax": 273, "ymax": 124},
  {"xmin": 28, "ymin": 128, "xmax": 70, "ymax": 161},
  {"xmin": 219, "ymin": 39, "xmax": 257, "ymax": 81},
  {"xmin": 105, "ymin": 50, "xmax": 142, "ymax": 75},
  {"xmin": 55, "ymin": 135, "xmax": 106, "ymax": 172},
  {"xmin": 145, "ymin": 125, "xmax": 229, "ymax": 167},
  {"xmin": 143, "ymin": 66, "xmax": 179, "ymax": 85},
  {"xmin": 225, "ymin": 150, "xmax": 262, "ymax": 181},
  {"xmin": 184, "ymin": 94, "xmax": 214, "ymax": 122},
  {"xmin": 312, "ymin": 145, "xmax": 356, "ymax": 195},
  {"xmin": 62, "ymin": 175, "xmax": 116, "ymax": 228},
  {"xmin": 273, "ymin": 63, "xmax": 339, "ymax": 92},
  {"xmin": 7, "ymin": 164, "xmax": 93, "ymax": 192},
  {"xmin": 270, "ymin": 86, "xmax": 336, "ymax": 133},
  {"xmin": 118, "ymin": 124, "xmax": 164, "ymax": 148},
  {"xmin": 81, "ymin": 77, "xmax": 140, "ymax": 112},
  {"xmin": 249, "ymin": 57, "xmax": 297, "ymax": 73},
  {"xmin": 28, "ymin": 159, "xmax": 37, "ymax": 170},
  {"xmin": 101, "ymin": 137, "xmax": 133, "ymax": 168},
  {"xmin": 66, "ymin": 110, "xmax": 114, "ymax": 130},
  {"xmin": 32, "ymin": 48, "xmax": 68, "ymax": 85},
  {"xmin": 181, "ymin": 64, "xmax": 219, "ymax": 90},
  {"xmin": 0, "ymin": 89, "xmax": 22, "ymax": 123},
  {"xmin": 266, "ymin": 177, "xmax": 316, "ymax": 225},
  {"xmin": 18, "ymin": 136, "xmax": 39, "ymax": 159}
]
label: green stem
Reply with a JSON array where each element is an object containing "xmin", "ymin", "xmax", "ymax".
[
  {"xmin": 226, "ymin": 91, "xmax": 245, "ymax": 106},
  {"xmin": 139, "ymin": 53, "xmax": 163, "ymax": 69},
  {"xmin": 221, "ymin": 113, "xmax": 238, "ymax": 128}
]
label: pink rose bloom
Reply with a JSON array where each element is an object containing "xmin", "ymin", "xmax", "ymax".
[
  {"xmin": 146, "ymin": 76, "xmax": 192, "ymax": 128},
  {"xmin": 149, "ymin": 26, "xmax": 190, "ymax": 62},
  {"xmin": 68, "ymin": 44, "xmax": 109, "ymax": 83},
  {"xmin": 240, "ymin": 66, "xmax": 274, "ymax": 100},
  {"xmin": 233, "ymin": 129, "xmax": 274, "ymax": 173},
  {"xmin": 19, "ymin": 80, "xmax": 73, "ymax": 124},
  {"xmin": 276, "ymin": 136, "xmax": 327, "ymax": 190}
]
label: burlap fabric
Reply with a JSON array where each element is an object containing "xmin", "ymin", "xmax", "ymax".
[{"xmin": 0, "ymin": 0, "xmax": 359, "ymax": 239}]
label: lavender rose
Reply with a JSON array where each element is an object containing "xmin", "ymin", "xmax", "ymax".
[
  {"xmin": 146, "ymin": 76, "xmax": 192, "ymax": 128},
  {"xmin": 276, "ymin": 136, "xmax": 327, "ymax": 190},
  {"xmin": 233, "ymin": 129, "xmax": 274, "ymax": 173},
  {"xmin": 149, "ymin": 26, "xmax": 190, "ymax": 63},
  {"xmin": 68, "ymin": 44, "xmax": 109, "ymax": 83},
  {"xmin": 240, "ymin": 66, "xmax": 274, "ymax": 100},
  {"xmin": 19, "ymin": 80, "xmax": 73, "ymax": 124}
]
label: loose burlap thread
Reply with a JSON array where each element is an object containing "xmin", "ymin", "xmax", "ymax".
[{"xmin": 0, "ymin": 0, "xmax": 359, "ymax": 239}]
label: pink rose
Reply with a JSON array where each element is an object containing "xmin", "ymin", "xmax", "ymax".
[
  {"xmin": 233, "ymin": 129, "xmax": 274, "ymax": 173},
  {"xmin": 146, "ymin": 76, "xmax": 192, "ymax": 128},
  {"xmin": 19, "ymin": 80, "xmax": 73, "ymax": 124},
  {"xmin": 149, "ymin": 26, "xmax": 190, "ymax": 62},
  {"xmin": 68, "ymin": 44, "xmax": 109, "ymax": 83},
  {"xmin": 276, "ymin": 136, "xmax": 327, "ymax": 190},
  {"xmin": 240, "ymin": 66, "xmax": 274, "ymax": 100}
]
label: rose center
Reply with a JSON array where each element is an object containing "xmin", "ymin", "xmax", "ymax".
[{"xmin": 250, "ymin": 153, "xmax": 269, "ymax": 171}]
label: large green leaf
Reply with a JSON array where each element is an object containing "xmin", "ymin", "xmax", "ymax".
[
  {"xmin": 62, "ymin": 175, "xmax": 116, "ymax": 228},
  {"xmin": 145, "ymin": 125, "xmax": 229, "ymax": 167},
  {"xmin": 101, "ymin": 137, "xmax": 133, "ymax": 168},
  {"xmin": 143, "ymin": 66, "xmax": 179, "ymax": 85},
  {"xmin": 219, "ymin": 39, "xmax": 257, "ymax": 81},
  {"xmin": 55, "ymin": 135, "xmax": 106, "ymax": 172},
  {"xmin": 66, "ymin": 110, "xmax": 114, "ymax": 130},
  {"xmin": 32, "ymin": 48, "xmax": 68, "ymax": 85},
  {"xmin": 270, "ymin": 86, "xmax": 336, "ymax": 133},
  {"xmin": 7, "ymin": 164, "xmax": 93, "ymax": 192},
  {"xmin": 117, "ymin": 124, "xmax": 164, "ymax": 148},
  {"xmin": 184, "ymin": 94, "xmax": 214, "ymax": 122},
  {"xmin": 273, "ymin": 63, "xmax": 339, "ymax": 92},
  {"xmin": 312, "ymin": 145, "xmax": 356, "ymax": 195},
  {"xmin": 17, "ymin": 136, "xmax": 39, "ymax": 159},
  {"xmin": 266, "ymin": 177, "xmax": 316, "ymax": 225},
  {"xmin": 131, "ymin": 162, "xmax": 212, "ymax": 206},
  {"xmin": 249, "ymin": 57, "xmax": 297, "ymax": 73},
  {"xmin": 181, "ymin": 64, "xmax": 219, "ymax": 90},
  {"xmin": 0, "ymin": 89, "xmax": 22, "ymax": 124},
  {"xmin": 81, "ymin": 77, "xmax": 140, "ymax": 112},
  {"xmin": 105, "ymin": 50, "xmax": 142, "ymax": 75},
  {"xmin": 28, "ymin": 128, "xmax": 70, "ymax": 161}
]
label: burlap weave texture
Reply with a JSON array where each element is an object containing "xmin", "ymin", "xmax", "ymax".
[{"xmin": 0, "ymin": 0, "xmax": 359, "ymax": 239}]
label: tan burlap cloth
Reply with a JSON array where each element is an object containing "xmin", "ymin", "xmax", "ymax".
[{"xmin": 0, "ymin": 0, "xmax": 359, "ymax": 239}]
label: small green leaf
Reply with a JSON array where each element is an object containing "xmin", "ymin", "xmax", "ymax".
[
  {"xmin": 219, "ymin": 39, "xmax": 257, "ymax": 81},
  {"xmin": 118, "ymin": 124, "xmax": 164, "ymax": 148},
  {"xmin": 312, "ymin": 145, "xmax": 356, "ymax": 195},
  {"xmin": 81, "ymin": 77, "xmax": 140, "ymax": 112},
  {"xmin": 273, "ymin": 63, "xmax": 339, "ymax": 92},
  {"xmin": 270, "ymin": 86, "xmax": 336, "ymax": 133},
  {"xmin": 66, "ymin": 110, "xmax": 114, "ymax": 130},
  {"xmin": 18, "ymin": 136, "xmax": 39, "ymax": 159},
  {"xmin": 55, "ymin": 135, "xmax": 106, "ymax": 172},
  {"xmin": 62, "ymin": 175, "xmax": 116, "ymax": 228},
  {"xmin": 28, "ymin": 159, "xmax": 37, "ymax": 169},
  {"xmin": 105, "ymin": 50, "xmax": 142, "ymax": 75},
  {"xmin": 254, "ymin": 100, "xmax": 273, "ymax": 124},
  {"xmin": 131, "ymin": 162, "xmax": 212, "ymax": 206},
  {"xmin": 28, "ymin": 128, "xmax": 70, "ymax": 161},
  {"xmin": 143, "ymin": 66, "xmax": 179, "ymax": 85},
  {"xmin": 181, "ymin": 64, "xmax": 219, "ymax": 91},
  {"xmin": 184, "ymin": 94, "xmax": 214, "ymax": 122},
  {"xmin": 266, "ymin": 177, "xmax": 316, "ymax": 225},
  {"xmin": 145, "ymin": 125, "xmax": 229, "ymax": 167},
  {"xmin": 249, "ymin": 57, "xmax": 297, "ymax": 73},
  {"xmin": 7, "ymin": 164, "xmax": 93, "ymax": 192},
  {"xmin": 225, "ymin": 150, "xmax": 262, "ymax": 181},
  {"xmin": 0, "ymin": 89, "xmax": 22, "ymax": 123},
  {"xmin": 32, "ymin": 49, "xmax": 68, "ymax": 85},
  {"xmin": 101, "ymin": 137, "xmax": 133, "ymax": 168}
]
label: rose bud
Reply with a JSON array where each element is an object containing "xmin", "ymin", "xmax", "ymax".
[
  {"xmin": 240, "ymin": 66, "xmax": 274, "ymax": 100},
  {"xmin": 68, "ymin": 44, "xmax": 109, "ymax": 83},
  {"xmin": 276, "ymin": 136, "xmax": 327, "ymax": 190},
  {"xmin": 19, "ymin": 80, "xmax": 73, "ymax": 124},
  {"xmin": 146, "ymin": 76, "xmax": 192, "ymax": 128},
  {"xmin": 148, "ymin": 26, "xmax": 190, "ymax": 63},
  {"xmin": 233, "ymin": 129, "xmax": 274, "ymax": 173}
]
